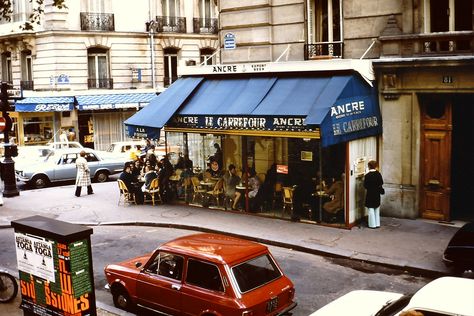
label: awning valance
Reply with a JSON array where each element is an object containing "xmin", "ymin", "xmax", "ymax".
[
  {"xmin": 15, "ymin": 97, "xmax": 75, "ymax": 112},
  {"xmin": 76, "ymin": 92, "xmax": 157, "ymax": 110},
  {"xmin": 125, "ymin": 73, "xmax": 382, "ymax": 146}
]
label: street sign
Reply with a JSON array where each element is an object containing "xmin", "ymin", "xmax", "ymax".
[
  {"xmin": 7, "ymin": 89, "xmax": 22, "ymax": 99},
  {"xmin": 224, "ymin": 32, "xmax": 236, "ymax": 50},
  {"xmin": 0, "ymin": 117, "xmax": 5, "ymax": 132}
]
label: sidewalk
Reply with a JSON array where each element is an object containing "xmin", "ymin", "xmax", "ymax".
[{"xmin": 0, "ymin": 181, "xmax": 461, "ymax": 314}]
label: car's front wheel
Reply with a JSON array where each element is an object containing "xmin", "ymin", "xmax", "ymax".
[
  {"xmin": 95, "ymin": 170, "xmax": 109, "ymax": 183},
  {"xmin": 112, "ymin": 286, "xmax": 133, "ymax": 311},
  {"xmin": 30, "ymin": 175, "xmax": 50, "ymax": 189}
]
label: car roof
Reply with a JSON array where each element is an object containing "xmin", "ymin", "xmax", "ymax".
[
  {"xmin": 160, "ymin": 233, "xmax": 268, "ymax": 265},
  {"xmin": 404, "ymin": 276, "xmax": 474, "ymax": 315}
]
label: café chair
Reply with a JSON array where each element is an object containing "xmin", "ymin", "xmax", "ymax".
[
  {"xmin": 282, "ymin": 186, "xmax": 294, "ymax": 216},
  {"xmin": 117, "ymin": 179, "xmax": 136, "ymax": 206},
  {"xmin": 206, "ymin": 178, "xmax": 224, "ymax": 207},
  {"xmin": 144, "ymin": 178, "xmax": 162, "ymax": 206},
  {"xmin": 191, "ymin": 176, "xmax": 206, "ymax": 204}
]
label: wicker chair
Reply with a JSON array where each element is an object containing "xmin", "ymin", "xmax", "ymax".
[
  {"xmin": 191, "ymin": 176, "xmax": 206, "ymax": 204},
  {"xmin": 144, "ymin": 178, "xmax": 162, "ymax": 206},
  {"xmin": 206, "ymin": 178, "xmax": 224, "ymax": 207},
  {"xmin": 118, "ymin": 179, "xmax": 136, "ymax": 205}
]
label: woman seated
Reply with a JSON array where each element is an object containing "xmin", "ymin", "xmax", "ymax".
[
  {"xmin": 322, "ymin": 174, "xmax": 345, "ymax": 222},
  {"xmin": 223, "ymin": 164, "xmax": 241, "ymax": 210},
  {"xmin": 141, "ymin": 165, "xmax": 158, "ymax": 192}
]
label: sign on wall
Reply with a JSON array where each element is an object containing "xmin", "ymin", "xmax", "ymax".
[
  {"xmin": 15, "ymin": 233, "xmax": 55, "ymax": 282},
  {"xmin": 224, "ymin": 32, "xmax": 236, "ymax": 50}
]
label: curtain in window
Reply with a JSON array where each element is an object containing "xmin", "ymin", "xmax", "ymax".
[{"xmin": 92, "ymin": 111, "xmax": 135, "ymax": 150}]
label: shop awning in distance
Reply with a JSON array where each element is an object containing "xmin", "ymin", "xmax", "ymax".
[
  {"xmin": 124, "ymin": 77, "xmax": 204, "ymax": 139},
  {"xmin": 15, "ymin": 96, "xmax": 75, "ymax": 112},
  {"xmin": 76, "ymin": 92, "xmax": 157, "ymax": 111}
]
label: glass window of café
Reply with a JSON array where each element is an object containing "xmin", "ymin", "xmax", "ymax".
[
  {"xmin": 23, "ymin": 115, "xmax": 54, "ymax": 145},
  {"xmin": 165, "ymin": 131, "xmax": 347, "ymax": 225}
]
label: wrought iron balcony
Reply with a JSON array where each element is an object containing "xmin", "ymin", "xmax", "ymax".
[
  {"xmin": 304, "ymin": 41, "xmax": 343, "ymax": 60},
  {"xmin": 20, "ymin": 80, "xmax": 34, "ymax": 91},
  {"xmin": 148, "ymin": 16, "xmax": 186, "ymax": 33},
  {"xmin": 164, "ymin": 76, "xmax": 178, "ymax": 87},
  {"xmin": 80, "ymin": 12, "xmax": 115, "ymax": 31},
  {"xmin": 193, "ymin": 18, "xmax": 218, "ymax": 34},
  {"xmin": 379, "ymin": 31, "xmax": 474, "ymax": 57},
  {"xmin": 88, "ymin": 78, "xmax": 113, "ymax": 89}
]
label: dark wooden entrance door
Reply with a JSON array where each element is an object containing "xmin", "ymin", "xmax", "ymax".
[{"xmin": 420, "ymin": 96, "xmax": 452, "ymax": 221}]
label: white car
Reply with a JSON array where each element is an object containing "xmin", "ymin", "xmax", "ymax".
[
  {"xmin": 47, "ymin": 141, "xmax": 84, "ymax": 150},
  {"xmin": 101, "ymin": 140, "xmax": 145, "ymax": 159},
  {"xmin": 310, "ymin": 277, "xmax": 474, "ymax": 316}
]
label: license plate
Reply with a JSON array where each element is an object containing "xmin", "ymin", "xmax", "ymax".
[{"xmin": 266, "ymin": 296, "xmax": 279, "ymax": 313}]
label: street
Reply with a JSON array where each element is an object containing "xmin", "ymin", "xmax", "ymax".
[{"xmin": 0, "ymin": 225, "xmax": 431, "ymax": 316}]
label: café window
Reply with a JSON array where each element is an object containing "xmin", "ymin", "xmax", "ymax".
[{"xmin": 23, "ymin": 116, "xmax": 54, "ymax": 145}]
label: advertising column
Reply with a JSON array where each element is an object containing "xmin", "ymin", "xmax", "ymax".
[{"xmin": 11, "ymin": 215, "xmax": 95, "ymax": 316}]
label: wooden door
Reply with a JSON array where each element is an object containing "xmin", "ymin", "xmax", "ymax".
[{"xmin": 420, "ymin": 97, "xmax": 452, "ymax": 221}]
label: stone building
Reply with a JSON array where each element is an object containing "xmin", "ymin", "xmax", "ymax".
[
  {"xmin": 0, "ymin": 0, "xmax": 218, "ymax": 150},
  {"xmin": 215, "ymin": 0, "xmax": 474, "ymax": 222}
]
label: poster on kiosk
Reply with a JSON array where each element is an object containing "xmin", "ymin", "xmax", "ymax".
[{"xmin": 11, "ymin": 215, "xmax": 96, "ymax": 316}]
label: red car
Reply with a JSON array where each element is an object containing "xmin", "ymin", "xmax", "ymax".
[{"xmin": 104, "ymin": 233, "xmax": 297, "ymax": 315}]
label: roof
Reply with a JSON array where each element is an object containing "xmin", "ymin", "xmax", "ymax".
[
  {"xmin": 405, "ymin": 276, "xmax": 474, "ymax": 315},
  {"xmin": 159, "ymin": 233, "xmax": 267, "ymax": 265}
]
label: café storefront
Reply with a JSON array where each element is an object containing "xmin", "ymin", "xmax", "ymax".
[{"xmin": 125, "ymin": 60, "xmax": 382, "ymax": 228}]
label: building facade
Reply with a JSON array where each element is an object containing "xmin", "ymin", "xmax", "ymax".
[
  {"xmin": 0, "ymin": 0, "xmax": 219, "ymax": 150},
  {"xmin": 214, "ymin": 0, "xmax": 474, "ymax": 223}
]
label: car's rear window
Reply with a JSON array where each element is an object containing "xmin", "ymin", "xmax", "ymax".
[{"xmin": 231, "ymin": 254, "xmax": 282, "ymax": 293}]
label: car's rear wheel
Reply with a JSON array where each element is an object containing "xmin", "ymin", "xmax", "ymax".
[
  {"xmin": 30, "ymin": 175, "xmax": 49, "ymax": 189},
  {"xmin": 112, "ymin": 287, "xmax": 132, "ymax": 311},
  {"xmin": 95, "ymin": 171, "xmax": 109, "ymax": 183}
]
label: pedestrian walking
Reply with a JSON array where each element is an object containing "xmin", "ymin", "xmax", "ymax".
[
  {"xmin": 364, "ymin": 160, "xmax": 384, "ymax": 228},
  {"xmin": 75, "ymin": 150, "xmax": 93, "ymax": 197}
]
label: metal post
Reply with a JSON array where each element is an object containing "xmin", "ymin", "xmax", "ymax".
[
  {"xmin": 1, "ymin": 82, "xmax": 19, "ymax": 197},
  {"xmin": 149, "ymin": 20, "xmax": 156, "ymax": 89}
]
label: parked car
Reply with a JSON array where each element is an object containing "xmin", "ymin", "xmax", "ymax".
[
  {"xmin": 15, "ymin": 148, "xmax": 124, "ymax": 189},
  {"xmin": 309, "ymin": 276, "xmax": 474, "ymax": 316},
  {"xmin": 46, "ymin": 141, "xmax": 84, "ymax": 150},
  {"xmin": 100, "ymin": 140, "xmax": 145, "ymax": 160},
  {"xmin": 443, "ymin": 222, "xmax": 474, "ymax": 273},
  {"xmin": 104, "ymin": 233, "xmax": 297, "ymax": 315},
  {"xmin": 14, "ymin": 146, "xmax": 53, "ymax": 170}
]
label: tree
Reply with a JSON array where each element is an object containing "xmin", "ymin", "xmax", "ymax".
[{"xmin": 0, "ymin": 0, "xmax": 66, "ymax": 31}]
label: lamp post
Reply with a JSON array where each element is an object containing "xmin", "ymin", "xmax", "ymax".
[
  {"xmin": 0, "ymin": 82, "xmax": 19, "ymax": 197},
  {"xmin": 148, "ymin": 20, "xmax": 157, "ymax": 90}
]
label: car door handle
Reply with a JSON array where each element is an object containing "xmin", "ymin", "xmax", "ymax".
[{"xmin": 171, "ymin": 284, "xmax": 181, "ymax": 291}]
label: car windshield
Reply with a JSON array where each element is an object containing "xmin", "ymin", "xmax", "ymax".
[
  {"xmin": 374, "ymin": 293, "xmax": 413, "ymax": 316},
  {"xmin": 231, "ymin": 254, "xmax": 282, "ymax": 293}
]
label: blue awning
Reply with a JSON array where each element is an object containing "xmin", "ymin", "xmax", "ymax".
[
  {"xmin": 124, "ymin": 77, "xmax": 204, "ymax": 139},
  {"xmin": 76, "ymin": 92, "xmax": 157, "ymax": 110},
  {"xmin": 15, "ymin": 97, "xmax": 75, "ymax": 112},
  {"xmin": 125, "ymin": 74, "xmax": 382, "ymax": 146}
]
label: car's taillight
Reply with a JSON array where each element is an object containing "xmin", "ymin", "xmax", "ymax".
[{"xmin": 242, "ymin": 310, "xmax": 253, "ymax": 316}]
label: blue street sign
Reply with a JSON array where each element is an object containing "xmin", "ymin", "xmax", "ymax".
[{"xmin": 224, "ymin": 32, "xmax": 236, "ymax": 50}]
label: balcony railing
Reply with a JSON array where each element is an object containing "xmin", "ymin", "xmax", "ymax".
[
  {"xmin": 193, "ymin": 18, "xmax": 218, "ymax": 34},
  {"xmin": 20, "ymin": 80, "xmax": 34, "ymax": 91},
  {"xmin": 80, "ymin": 12, "xmax": 115, "ymax": 31},
  {"xmin": 379, "ymin": 31, "xmax": 474, "ymax": 57},
  {"xmin": 88, "ymin": 78, "xmax": 113, "ymax": 89},
  {"xmin": 149, "ymin": 16, "xmax": 186, "ymax": 33},
  {"xmin": 304, "ymin": 41, "xmax": 343, "ymax": 60},
  {"xmin": 164, "ymin": 76, "xmax": 178, "ymax": 87}
]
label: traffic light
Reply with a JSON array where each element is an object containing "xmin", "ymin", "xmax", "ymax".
[{"xmin": 1, "ymin": 82, "xmax": 15, "ymax": 111}]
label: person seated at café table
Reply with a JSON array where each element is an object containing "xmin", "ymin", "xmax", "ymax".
[
  {"xmin": 223, "ymin": 164, "xmax": 241, "ymax": 210},
  {"xmin": 141, "ymin": 165, "xmax": 158, "ymax": 192},
  {"xmin": 206, "ymin": 160, "xmax": 223, "ymax": 179},
  {"xmin": 131, "ymin": 160, "xmax": 143, "ymax": 182},
  {"xmin": 322, "ymin": 173, "xmax": 345, "ymax": 222},
  {"xmin": 119, "ymin": 163, "xmax": 144, "ymax": 204},
  {"xmin": 247, "ymin": 169, "xmax": 261, "ymax": 211}
]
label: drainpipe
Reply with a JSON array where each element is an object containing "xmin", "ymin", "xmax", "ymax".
[{"xmin": 148, "ymin": 20, "xmax": 157, "ymax": 90}]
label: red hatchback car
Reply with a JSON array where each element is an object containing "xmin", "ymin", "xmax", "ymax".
[{"xmin": 104, "ymin": 233, "xmax": 297, "ymax": 315}]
